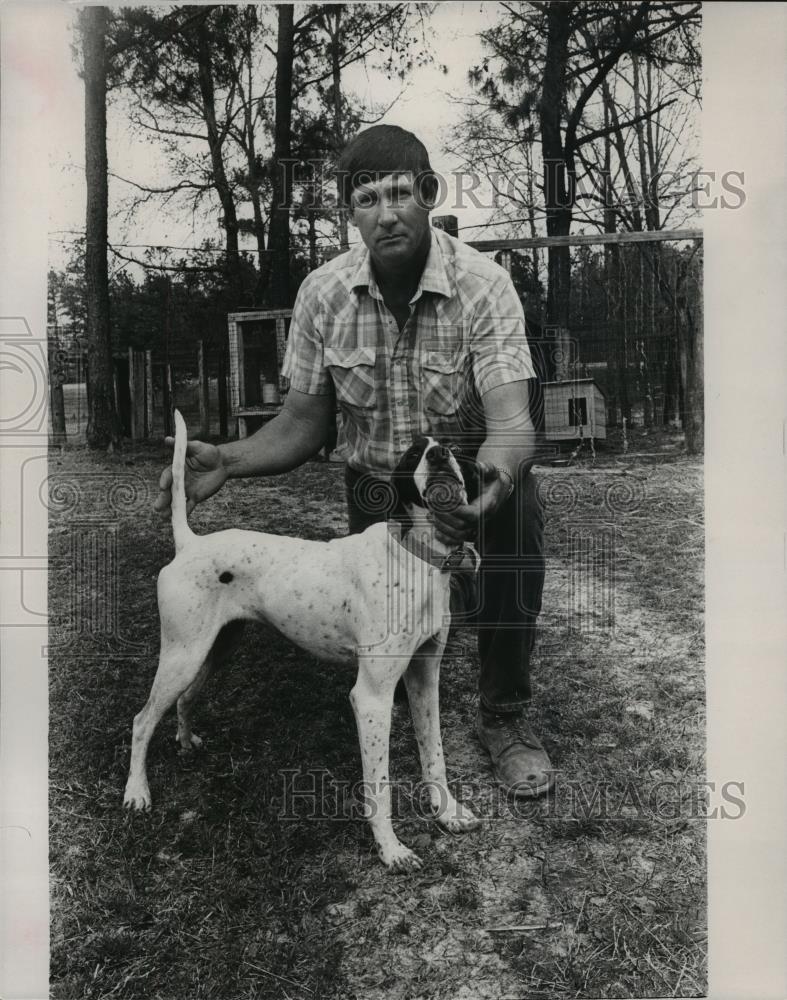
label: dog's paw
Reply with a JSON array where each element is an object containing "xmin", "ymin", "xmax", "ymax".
[
  {"xmin": 176, "ymin": 732, "xmax": 203, "ymax": 751},
  {"xmin": 379, "ymin": 841, "xmax": 423, "ymax": 873},
  {"xmin": 123, "ymin": 785, "xmax": 152, "ymax": 811},
  {"xmin": 437, "ymin": 812, "xmax": 481, "ymax": 834},
  {"xmin": 434, "ymin": 798, "xmax": 481, "ymax": 834}
]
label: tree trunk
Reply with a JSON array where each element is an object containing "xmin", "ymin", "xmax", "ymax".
[
  {"xmin": 602, "ymin": 125, "xmax": 618, "ymax": 423},
  {"xmin": 195, "ymin": 18, "xmax": 243, "ymax": 305},
  {"xmin": 598, "ymin": 79, "xmax": 637, "ymax": 425},
  {"xmin": 605, "ymin": 242, "xmax": 631, "ymax": 427},
  {"xmin": 308, "ymin": 199, "xmax": 318, "ymax": 271},
  {"xmin": 539, "ymin": 3, "xmax": 574, "ymax": 379},
  {"xmin": 268, "ymin": 5, "xmax": 295, "ymax": 308},
  {"xmin": 240, "ymin": 18, "xmax": 269, "ymax": 303},
  {"xmin": 642, "ymin": 43, "xmax": 669, "ymax": 427},
  {"xmin": 630, "ymin": 54, "xmax": 654, "ymax": 426},
  {"xmin": 523, "ymin": 138, "xmax": 540, "ymax": 292},
  {"xmin": 600, "ymin": 114, "xmax": 631, "ymax": 427},
  {"xmin": 601, "ymin": 78, "xmax": 644, "ymax": 232},
  {"xmin": 82, "ymin": 6, "xmax": 121, "ymax": 449},
  {"xmin": 330, "ymin": 7, "xmax": 350, "ymax": 249}
]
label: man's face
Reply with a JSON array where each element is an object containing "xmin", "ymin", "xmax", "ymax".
[{"xmin": 348, "ymin": 171, "xmax": 433, "ymax": 267}]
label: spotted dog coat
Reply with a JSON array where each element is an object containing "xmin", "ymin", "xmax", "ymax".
[{"xmin": 124, "ymin": 412, "xmax": 480, "ymax": 871}]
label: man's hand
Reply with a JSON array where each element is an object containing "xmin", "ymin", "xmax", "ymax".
[
  {"xmin": 430, "ymin": 463, "xmax": 510, "ymax": 546},
  {"xmin": 153, "ymin": 436, "xmax": 228, "ymax": 517}
]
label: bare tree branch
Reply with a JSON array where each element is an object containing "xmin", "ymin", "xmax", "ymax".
[
  {"xmin": 575, "ymin": 98, "xmax": 677, "ymax": 149},
  {"xmin": 108, "ymin": 244, "xmax": 222, "ymax": 272}
]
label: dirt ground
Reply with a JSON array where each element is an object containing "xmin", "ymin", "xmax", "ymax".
[{"xmin": 48, "ymin": 437, "xmax": 706, "ymax": 999}]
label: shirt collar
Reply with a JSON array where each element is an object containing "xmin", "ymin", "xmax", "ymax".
[{"xmin": 349, "ymin": 229, "xmax": 453, "ymax": 304}]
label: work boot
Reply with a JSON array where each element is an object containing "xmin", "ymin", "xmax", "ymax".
[{"xmin": 476, "ymin": 707, "xmax": 554, "ymax": 798}]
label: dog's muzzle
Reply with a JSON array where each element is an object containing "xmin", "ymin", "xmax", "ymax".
[
  {"xmin": 423, "ymin": 475, "xmax": 465, "ymax": 513},
  {"xmin": 422, "ymin": 444, "xmax": 466, "ymax": 512}
]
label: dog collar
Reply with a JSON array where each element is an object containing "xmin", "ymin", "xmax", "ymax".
[
  {"xmin": 392, "ymin": 526, "xmax": 480, "ymax": 574},
  {"xmin": 439, "ymin": 545, "xmax": 481, "ymax": 574}
]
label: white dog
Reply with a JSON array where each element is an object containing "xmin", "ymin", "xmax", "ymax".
[{"xmin": 124, "ymin": 412, "xmax": 480, "ymax": 870}]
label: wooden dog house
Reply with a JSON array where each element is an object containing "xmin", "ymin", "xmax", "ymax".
[
  {"xmin": 228, "ymin": 309, "xmax": 292, "ymax": 437},
  {"xmin": 543, "ymin": 378, "xmax": 606, "ymax": 441}
]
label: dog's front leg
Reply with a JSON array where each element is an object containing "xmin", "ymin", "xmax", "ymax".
[
  {"xmin": 405, "ymin": 633, "xmax": 481, "ymax": 834},
  {"xmin": 351, "ymin": 654, "xmax": 421, "ymax": 872}
]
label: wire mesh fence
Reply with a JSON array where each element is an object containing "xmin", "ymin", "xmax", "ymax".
[{"xmin": 51, "ymin": 230, "xmax": 702, "ymax": 450}]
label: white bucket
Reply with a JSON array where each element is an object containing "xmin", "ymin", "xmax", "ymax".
[{"xmin": 262, "ymin": 382, "xmax": 280, "ymax": 405}]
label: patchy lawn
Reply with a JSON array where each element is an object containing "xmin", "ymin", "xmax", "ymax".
[{"xmin": 49, "ymin": 439, "xmax": 705, "ymax": 999}]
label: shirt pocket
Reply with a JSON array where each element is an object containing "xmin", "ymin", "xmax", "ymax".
[
  {"xmin": 421, "ymin": 350, "xmax": 466, "ymax": 415},
  {"xmin": 324, "ymin": 346, "xmax": 377, "ymax": 410}
]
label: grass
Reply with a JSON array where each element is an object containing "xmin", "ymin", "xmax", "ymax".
[{"xmin": 49, "ymin": 437, "xmax": 706, "ymax": 999}]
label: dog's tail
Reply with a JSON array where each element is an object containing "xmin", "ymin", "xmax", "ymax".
[{"xmin": 171, "ymin": 409, "xmax": 195, "ymax": 554}]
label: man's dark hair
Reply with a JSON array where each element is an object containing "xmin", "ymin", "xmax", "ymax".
[{"xmin": 336, "ymin": 125, "xmax": 438, "ymax": 208}]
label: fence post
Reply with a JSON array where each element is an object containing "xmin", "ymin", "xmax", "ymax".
[
  {"xmin": 114, "ymin": 356, "xmax": 132, "ymax": 437},
  {"xmin": 84, "ymin": 359, "xmax": 91, "ymax": 413},
  {"xmin": 198, "ymin": 340, "xmax": 210, "ymax": 439},
  {"xmin": 433, "ymin": 215, "xmax": 458, "ymax": 238},
  {"xmin": 162, "ymin": 363, "xmax": 174, "ymax": 437},
  {"xmin": 218, "ymin": 348, "xmax": 229, "ymax": 438},
  {"xmin": 144, "ymin": 350, "xmax": 153, "ymax": 438},
  {"xmin": 129, "ymin": 347, "xmax": 146, "ymax": 441},
  {"xmin": 47, "ymin": 322, "xmax": 67, "ymax": 443},
  {"xmin": 554, "ymin": 327, "xmax": 571, "ymax": 381},
  {"xmin": 684, "ymin": 263, "xmax": 704, "ymax": 454},
  {"xmin": 128, "ymin": 348, "xmax": 138, "ymax": 440},
  {"xmin": 49, "ymin": 380, "xmax": 67, "ymax": 445},
  {"xmin": 48, "ymin": 340, "xmax": 67, "ymax": 445},
  {"xmin": 112, "ymin": 362, "xmax": 121, "ymax": 421}
]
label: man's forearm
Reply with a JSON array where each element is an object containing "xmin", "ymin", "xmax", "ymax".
[
  {"xmin": 476, "ymin": 430, "xmax": 538, "ymax": 485},
  {"xmin": 475, "ymin": 381, "xmax": 538, "ymax": 487},
  {"xmin": 218, "ymin": 408, "xmax": 328, "ymax": 479}
]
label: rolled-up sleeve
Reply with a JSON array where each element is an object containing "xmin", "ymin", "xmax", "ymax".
[
  {"xmin": 471, "ymin": 272, "xmax": 535, "ymax": 396},
  {"xmin": 281, "ymin": 276, "xmax": 333, "ymax": 395}
]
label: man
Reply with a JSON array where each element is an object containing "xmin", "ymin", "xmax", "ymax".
[{"xmin": 155, "ymin": 125, "xmax": 552, "ymax": 797}]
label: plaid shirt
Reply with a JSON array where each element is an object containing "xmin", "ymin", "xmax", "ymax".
[{"xmin": 282, "ymin": 227, "xmax": 535, "ymax": 478}]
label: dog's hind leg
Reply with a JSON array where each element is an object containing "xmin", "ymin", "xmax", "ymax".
[
  {"xmin": 175, "ymin": 651, "xmax": 212, "ymax": 751},
  {"xmin": 124, "ymin": 628, "xmax": 218, "ymax": 811},
  {"xmin": 405, "ymin": 632, "xmax": 480, "ymax": 834},
  {"xmin": 175, "ymin": 621, "xmax": 245, "ymax": 750}
]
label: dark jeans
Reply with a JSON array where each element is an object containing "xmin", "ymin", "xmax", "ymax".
[{"xmin": 344, "ymin": 464, "xmax": 545, "ymax": 714}]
